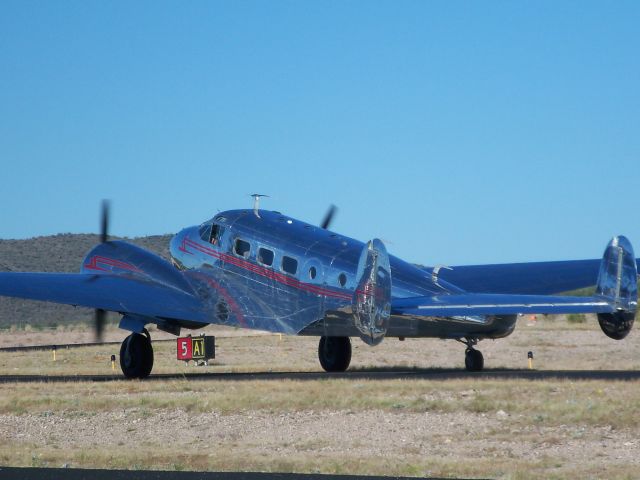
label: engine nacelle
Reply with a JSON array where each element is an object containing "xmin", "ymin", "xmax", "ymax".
[
  {"xmin": 597, "ymin": 312, "xmax": 635, "ymax": 340},
  {"xmin": 353, "ymin": 239, "xmax": 392, "ymax": 346},
  {"xmin": 595, "ymin": 236, "xmax": 637, "ymax": 340}
]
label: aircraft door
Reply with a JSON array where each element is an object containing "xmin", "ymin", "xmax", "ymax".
[{"xmin": 256, "ymin": 245, "xmax": 278, "ymax": 306}]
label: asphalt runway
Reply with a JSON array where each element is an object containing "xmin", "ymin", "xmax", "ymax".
[
  {"xmin": 0, "ymin": 367, "xmax": 639, "ymax": 383},
  {"xmin": 0, "ymin": 467, "xmax": 459, "ymax": 480}
]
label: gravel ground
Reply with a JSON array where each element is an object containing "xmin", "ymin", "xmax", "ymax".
[
  {"xmin": 1, "ymin": 408, "xmax": 638, "ymax": 476},
  {"xmin": 0, "ymin": 408, "xmax": 636, "ymax": 459}
]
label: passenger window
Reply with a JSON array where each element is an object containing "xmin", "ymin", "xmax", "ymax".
[
  {"xmin": 282, "ymin": 256, "xmax": 298, "ymax": 275},
  {"xmin": 258, "ymin": 247, "xmax": 274, "ymax": 266},
  {"xmin": 234, "ymin": 238, "xmax": 251, "ymax": 258},
  {"xmin": 309, "ymin": 266, "xmax": 317, "ymax": 280},
  {"xmin": 338, "ymin": 273, "xmax": 347, "ymax": 287}
]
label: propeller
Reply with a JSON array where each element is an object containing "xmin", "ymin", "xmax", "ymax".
[
  {"xmin": 100, "ymin": 200, "xmax": 110, "ymax": 243},
  {"xmin": 95, "ymin": 200, "xmax": 111, "ymax": 342},
  {"xmin": 320, "ymin": 204, "xmax": 337, "ymax": 230},
  {"xmin": 95, "ymin": 308, "xmax": 106, "ymax": 343}
]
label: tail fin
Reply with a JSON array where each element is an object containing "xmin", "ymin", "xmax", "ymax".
[{"xmin": 596, "ymin": 236, "xmax": 638, "ymax": 339}]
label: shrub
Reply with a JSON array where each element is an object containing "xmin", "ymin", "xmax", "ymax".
[{"xmin": 567, "ymin": 313, "xmax": 586, "ymax": 324}]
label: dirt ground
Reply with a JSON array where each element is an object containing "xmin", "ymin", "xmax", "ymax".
[{"xmin": 0, "ymin": 316, "xmax": 639, "ymax": 479}]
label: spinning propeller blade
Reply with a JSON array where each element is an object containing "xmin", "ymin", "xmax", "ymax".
[
  {"xmin": 100, "ymin": 200, "xmax": 110, "ymax": 244},
  {"xmin": 320, "ymin": 204, "xmax": 337, "ymax": 230},
  {"xmin": 95, "ymin": 308, "xmax": 106, "ymax": 343},
  {"xmin": 96, "ymin": 200, "xmax": 111, "ymax": 341}
]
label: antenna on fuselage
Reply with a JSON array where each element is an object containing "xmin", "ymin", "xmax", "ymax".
[
  {"xmin": 431, "ymin": 264, "xmax": 453, "ymax": 286},
  {"xmin": 249, "ymin": 194, "xmax": 269, "ymax": 218}
]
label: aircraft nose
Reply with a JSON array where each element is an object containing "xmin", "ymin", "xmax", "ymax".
[{"xmin": 169, "ymin": 227, "xmax": 196, "ymax": 268}]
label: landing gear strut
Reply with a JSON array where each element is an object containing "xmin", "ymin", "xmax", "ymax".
[
  {"xmin": 318, "ymin": 336, "xmax": 351, "ymax": 372},
  {"xmin": 120, "ymin": 329, "xmax": 154, "ymax": 379},
  {"xmin": 458, "ymin": 338, "xmax": 484, "ymax": 372}
]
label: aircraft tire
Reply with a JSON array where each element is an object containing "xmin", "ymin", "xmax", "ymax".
[
  {"xmin": 464, "ymin": 348, "xmax": 484, "ymax": 372},
  {"xmin": 318, "ymin": 336, "xmax": 351, "ymax": 372},
  {"xmin": 120, "ymin": 332, "xmax": 154, "ymax": 379}
]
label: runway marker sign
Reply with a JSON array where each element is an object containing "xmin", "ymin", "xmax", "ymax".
[{"xmin": 177, "ymin": 335, "xmax": 215, "ymax": 362}]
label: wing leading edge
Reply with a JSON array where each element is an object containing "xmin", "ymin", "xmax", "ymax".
[{"xmin": 392, "ymin": 293, "xmax": 615, "ymax": 317}]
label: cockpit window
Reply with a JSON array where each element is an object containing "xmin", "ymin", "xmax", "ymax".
[
  {"xmin": 210, "ymin": 224, "xmax": 224, "ymax": 245},
  {"xmin": 199, "ymin": 224, "xmax": 212, "ymax": 242},
  {"xmin": 258, "ymin": 247, "xmax": 274, "ymax": 266},
  {"xmin": 234, "ymin": 238, "xmax": 251, "ymax": 258},
  {"xmin": 282, "ymin": 256, "xmax": 298, "ymax": 275},
  {"xmin": 201, "ymin": 223, "xmax": 224, "ymax": 245}
]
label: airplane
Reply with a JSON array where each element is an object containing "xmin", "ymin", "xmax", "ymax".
[{"xmin": 0, "ymin": 199, "xmax": 637, "ymax": 378}]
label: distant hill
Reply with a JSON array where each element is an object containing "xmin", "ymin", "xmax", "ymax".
[{"xmin": 0, "ymin": 234, "xmax": 172, "ymax": 329}]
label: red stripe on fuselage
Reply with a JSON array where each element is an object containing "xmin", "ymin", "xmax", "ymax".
[{"xmin": 181, "ymin": 237, "xmax": 353, "ymax": 301}]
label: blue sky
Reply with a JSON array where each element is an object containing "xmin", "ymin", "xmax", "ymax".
[{"xmin": 1, "ymin": 1, "xmax": 638, "ymax": 265}]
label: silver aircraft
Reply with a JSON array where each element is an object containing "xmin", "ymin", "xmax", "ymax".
[{"xmin": 0, "ymin": 201, "xmax": 637, "ymax": 378}]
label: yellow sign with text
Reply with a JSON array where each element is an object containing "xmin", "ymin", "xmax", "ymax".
[{"xmin": 192, "ymin": 337, "xmax": 205, "ymax": 359}]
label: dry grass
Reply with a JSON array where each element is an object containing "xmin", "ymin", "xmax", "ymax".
[{"xmin": 0, "ymin": 377, "xmax": 638, "ymax": 430}]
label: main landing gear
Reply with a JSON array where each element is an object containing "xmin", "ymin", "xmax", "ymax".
[
  {"xmin": 318, "ymin": 336, "xmax": 352, "ymax": 372},
  {"xmin": 459, "ymin": 337, "xmax": 484, "ymax": 372},
  {"xmin": 120, "ymin": 329, "xmax": 154, "ymax": 379}
]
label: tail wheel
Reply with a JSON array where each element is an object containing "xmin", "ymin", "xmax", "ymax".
[
  {"xmin": 120, "ymin": 332, "xmax": 154, "ymax": 379},
  {"xmin": 318, "ymin": 336, "xmax": 352, "ymax": 372},
  {"xmin": 465, "ymin": 348, "xmax": 484, "ymax": 372}
]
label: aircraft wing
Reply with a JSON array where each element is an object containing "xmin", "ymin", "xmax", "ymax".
[
  {"xmin": 0, "ymin": 272, "xmax": 208, "ymax": 323},
  {"xmin": 391, "ymin": 293, "xmax": 616, "ymax": 317},
  {"xmin": 401, "ymin": 236, "xmax": 639, "ymax": 317},
  {"xmin": 433, "ymin": 258, "xmax": 640, "ymax": 295}
]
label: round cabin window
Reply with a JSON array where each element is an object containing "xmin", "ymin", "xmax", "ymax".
[
  {"xmin": 338, "ymin": 273, "xmax": 347, "ymax": 287},
  {"xmin": 309, "ymin": 266, "xmax": 317, "ymax": 280}
]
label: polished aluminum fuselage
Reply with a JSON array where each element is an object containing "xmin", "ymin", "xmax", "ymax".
[{"xmin": 169, "ymin": 209, "xmax": 516, "ymax": 342}]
